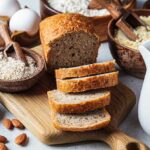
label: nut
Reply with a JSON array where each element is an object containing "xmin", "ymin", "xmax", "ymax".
[
  {"xmin": 0, "ymin": 135, "xmax": 7, "ymax": 143},
  {"xmin": 0, "ymin": 143, "xmax": 7, "ymax": 150},
  {"xmin": 15, "ymin": 133, "xmax": 27, "ymax": 145},
  {"xmin": 12, "ymin": 119, "xmax": 25, "ymax": 129},
  {"xmin": 2, "ymin": 118, "xmax": 13, "ymax": 130}
]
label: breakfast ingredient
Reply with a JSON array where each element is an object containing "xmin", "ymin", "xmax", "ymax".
[
  {"xmin": 48, "ymin": 0, "xmax": 110, "ymax": 17},
  {"xmin": 40, "ymin": 13, "xmax": 99, "ymax": 72},
  {"xmin": 56, "ymin": 72, "xmax": 119, "ymax": 93},
  {"xmin": 0, "ymin": 143, "xmax": 7, "ymax": 150},
  {"xmin": 51, "ymin": 108, "xmax": 111, "ymax": 132},
  {"xmin": 2, "ymin": 118, "xmax": 14, "ymax": 130},
  {"xmin": 55, "ymin": 60, "xmax": 116, "ymax": 79},
  {"xmin": 0, "ymin": 136, "xmax": 7, "ymax": 143},
  {"xmin": 48, "ymin": 89, "xmax": 110, "ymax": 114},
  {"xmin": 0, "ymin": 0, "xmax": 20, "ymax": 17},
  {"xmin": 15, "ymin": 133, "xmax": 27, "ymax": 145},
  {"xmin": 115, "ymin": 16, "xmax": 150, "ymax": 50},
  {"xmin": 9, "ymin": 8, "xmax": 41, "ymax": 36},
  {"xmin": 12, "ymin": 119, "xmax": 25, "ymax": 129},
  {"xmin": 0, "ymin": 52, "xmax": 37, "ymax": 80}
]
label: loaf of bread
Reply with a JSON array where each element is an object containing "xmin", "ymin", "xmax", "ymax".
[
  {"xmin": 51, "ymin": 108, "xmax": 111, "ymax": 132},
  {"xmin": 56, "ymin": 72, "xmax": 119, "ymax": 93},
  {"xmin": 55, "ymin": 60, "xmax": 116, "ymax": 79},
  {"xmin": 40, "ymin": 13, "xmax": 100, "ymax": 72},
  {"xmin": 48, "ymin": 89, "xmax": 110, "ymax": 114}
]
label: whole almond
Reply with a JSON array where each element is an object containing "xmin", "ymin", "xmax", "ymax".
[
  {"xmin": 15, "ymin": 133, "xmax": 27, "ymax": 145},
  {"xmin": 0, "ymin": 135, "xmax": 7, "ymax": 143},
  {"xmin": 2, "ymin": 118, "xmax": 13, "ymax": 130},
  {"xmin": 0, "ymin": 143, "xmax": 7, "ymax": 150},
  {"xmin": 12, "ymin": 119, "xmax": 25, "ymax": 129}
]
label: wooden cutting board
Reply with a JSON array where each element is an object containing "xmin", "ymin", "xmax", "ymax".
[{"xmin": 0, "ymin": 46, "xmax": 149, "ymax": 150}]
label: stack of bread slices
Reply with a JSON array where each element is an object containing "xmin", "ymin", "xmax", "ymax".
[{"xmin": 48, "ymin": 60, "xmax": 119, "ymax": 132}]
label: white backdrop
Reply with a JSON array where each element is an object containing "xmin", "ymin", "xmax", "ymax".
[{"xmin": 0, "ymin": 0, "xmax": 149, "ymax": 150}]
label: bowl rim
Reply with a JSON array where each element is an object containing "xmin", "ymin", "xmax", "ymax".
[
  {"xmin": 108, "ymin": 9, "xmax": 150, "ymax": 54},
  {"xmin": 0, "ymin": 47, "xmax": 45, "ymax": 83},
  {"xmin": 41, "ymin": 0, "xmax": 136, "ymax": 18}
]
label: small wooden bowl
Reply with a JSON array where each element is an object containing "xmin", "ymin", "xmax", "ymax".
[
  {"xmin": 108, "ymin": 9, "xmax": 150, "ymax": 79},
  {"xmin": 0, "ymin": 48, "xmax": 45, "ymax": 93},
  {"xmin": 40, "ymin": 0, "xmax": 136, "ymax": 42},
  {"xmin": 11, "ymin": 31, "xmax": 39, "ymax": 47}
]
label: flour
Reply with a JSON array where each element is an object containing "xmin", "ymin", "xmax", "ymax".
[
  {"xmin": 48, "ymin": 0, "xmax": 110, "ymax": 17},
  {"xmin": 0, "ymin": 52, "xmax": 37, "ymax": 80}
]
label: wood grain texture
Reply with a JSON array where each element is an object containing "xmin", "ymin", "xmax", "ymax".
[{"xmin": 0, "ymin": 46, "xmax": 149, "ymax": 150}]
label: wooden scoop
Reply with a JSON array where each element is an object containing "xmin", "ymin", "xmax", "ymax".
[
  {"xmin": 95, "ymin": 0, "xmax": 149, "ymax": 41},
  {"xmin": 88, "ymin": 0, "xmax": 121, "ymax": 10},
  {"xmin": 0, "ymin": 24, "xmax": 28, "ymax": 65}
]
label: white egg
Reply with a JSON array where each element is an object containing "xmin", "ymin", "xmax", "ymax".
[
  {"xmin": 0, "ymin": 0, "xmax": 20, "ymax": 17},
  {"xmin": 9, "ymin": 8, "xmax": 41, "ymax": 36}
]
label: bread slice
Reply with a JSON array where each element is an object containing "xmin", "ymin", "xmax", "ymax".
[
  {"xmin": 55, "ymin": 60, "xmax": 116, "ymax": 79},
  {"xmin": 51, "ymin": 108, "xmax": 111, "ymax": 132},
  {"xmin": 48, "ymin": 90, "xmax": 110, "ymax": 114},
  {"xmin": 56, "ymin": 72, "xmax": 119, "ymax": 93}
]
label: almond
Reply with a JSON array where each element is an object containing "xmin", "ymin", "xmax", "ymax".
[
  {"xmin": 0, "ymin": 136, "xmax": 7, "ymax": 143},
  {"xmin": 2, "ymin": 118, "xmax": 13, "ymax": 130},
  {"xmin": 12, "ymin": 119, "xmax": 25, "ymax": 129},
  {"xmin": 0, "ymin": 143, "xmax": 7, "ymax": 150},
  {"xmin": 15, "ymin": 133, "xmax": 27, "ymax": 145}
]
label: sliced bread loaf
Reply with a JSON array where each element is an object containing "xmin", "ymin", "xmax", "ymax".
[
  {"xmin": 48, "ymin": 90, "xmax": 110, "ymax": 114},
  {"xmin": 40, "ymin": 13, "xmax": 100, "ymax": 72},
  {"xmin": 56, "ymin": 72, "xmax": 119, "ymax": 93},
  {"xmin": 51, "ymin": 108, "xmax": 111, "ymax": 132},
  {"xmin": 55, "ymin": 60, "xmax": 116, "ymax": 79}
]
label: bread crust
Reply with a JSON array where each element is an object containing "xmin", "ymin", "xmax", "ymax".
[
  {"xmin": 56, "ymin": 72, "xmax": 119, "ymax": 93},
  {"xmin": 55, "ymin": 60, "xmax": 116, "ymax": 79},
  {"xmin": 48, "ymin": 90, "xmax": 110, "ymax": 114},
  {"xmin": 51, "ymin": 108, "xmax": 111, "ymax": 132},
  {"xmin": 40, "ymin": 13, "xmax": 100, "ymax": 71}
]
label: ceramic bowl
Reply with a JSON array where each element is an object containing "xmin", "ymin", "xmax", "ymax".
[
  {"xmin": 40, "ymin": 0, "xmax": 136, "ymax": 42},
  {"xmin": 0, "ymin": 48, "xmax": 45, "ymax": 93},
  {"xmin": 108, "ymin": 9, "xmax": 150, "ymax": 79}
]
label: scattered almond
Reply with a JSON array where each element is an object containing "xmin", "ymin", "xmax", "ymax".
[
  {"xmin": 0, "ymin": 136, "xmax": 7, "ymax": 143},
  {"xmin": 2, "ymin": 118, "xmax": 13, "ymax": 130},
  {"xmin": 15, "ymin": 133, "xmax": 27, "ymax": 145},
  {"xmin": 0, "ymin": 143, "xmax": 7, "ymax": 150},
  {"xmin": 12, "ymin": 119, "xmax": 25, "ymax": 129}
]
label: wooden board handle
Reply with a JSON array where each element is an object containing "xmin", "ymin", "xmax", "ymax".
[{"xmin": 103, "ymin": 128, "xmax": 150, "ymax": 150}]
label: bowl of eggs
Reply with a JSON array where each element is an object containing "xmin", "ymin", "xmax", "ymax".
[
  {"xmin": 0, "ymin": 0, "xmax": 41, "ymax": 47},
  {"xmin": 40, "ymin": 0, "xmax": 136, "ymax": 42},
  {"xmin": 108, "ymin": 9, "xmax": 150, "ymax": 79}
]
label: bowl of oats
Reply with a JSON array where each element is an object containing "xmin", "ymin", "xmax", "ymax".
[
  {"xmin": 40, "ymin": 0, "xmax": 136, "ymax": 42},
  {"xmin": 108, "ymin": 9, "xmax": 150, "ymax": 79}
]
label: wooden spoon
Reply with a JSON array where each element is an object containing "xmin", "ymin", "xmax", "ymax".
[
  {"xmin": 95, "ymin": 0, "xmax": 149, "ymax": 41},
  {"xmin": 0, "ymin": 24, "xmax": 28, "ymax": 65},
  {"xmin": 88, "ymin": 0, "xmax": 122, "ymax": 10}
]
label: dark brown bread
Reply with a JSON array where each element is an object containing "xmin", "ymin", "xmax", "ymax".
[
  {"xmin": 56, "ymin": 72, "xmax": 119, "ymax": 93},
  {"xmin": 40, "ymin": 13, "xmax": 100, "ymax": 72},
  {"xmin": 55, "ymin": 60, "xmax": 116, "ymax": 79}
]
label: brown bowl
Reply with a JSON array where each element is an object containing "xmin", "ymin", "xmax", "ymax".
[
  {"xmin": 0, "ymin": 48, "xmax": 45, "ymax": 93},
  {"xmin": 40, "ymin": 0, "xmax": 136, "ymax": 42},
  {"xmin": 107, "ymin": 9, "xmax": 150, "ymax": 79}
]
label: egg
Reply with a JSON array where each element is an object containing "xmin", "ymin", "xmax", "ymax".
[
  {"xmin": 0, "ymin": 0, "xmax": 20, "ymax": 17},
  {"xmin": 9, "ymin": 8, "xmax": 41, "ymax": 36}
]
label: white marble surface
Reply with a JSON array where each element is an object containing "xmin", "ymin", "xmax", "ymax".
[{"xmin": 0, "ymin": 0, "xmax": 149, "ymax": 149}]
